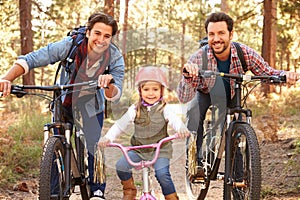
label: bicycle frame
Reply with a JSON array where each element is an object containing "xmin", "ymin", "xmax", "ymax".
[
  {"xmin": 208, "ymin": 74, "xmax": 253, "ymax": 180},
  {"xmin": 107, "ymin": 134, "xmax": 179, "ymax": 200}
]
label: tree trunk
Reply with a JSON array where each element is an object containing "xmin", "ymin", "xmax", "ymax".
[
  {"xmin": 104, "ymin": 0, "xmax": 114, "ymax": 17},
  {"xmin": 104, "ymin": 0, "xmax": 115, "ymax": 118},
  {"xmin": 122, "ymin": 0, "xmax": 129, "ymax": 61},
  {"xmin": 262, "ymin": 0, "xmax": 277, "ymax": 95},
  {"xmin": 181, "ymin": 21, "xmax": 186, "ymax": 69},
  {"xmin": 19, "ymin": 0, "xmax": 35, "ymax": 85}
]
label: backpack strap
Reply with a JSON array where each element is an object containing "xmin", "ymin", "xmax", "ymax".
[
  {"xmin": 201, "ymin": 42, "xmax": 247, "ymax": 72},
  {"xmin": 201, "ymin": 45, "xmax": 208, "ymax": 70},
  {"xmin": 64, "ymin": 26, "xmax": 86, "ymax": 73},
  {"xmin": 53, "ymin": 26, "xmax": 86, "ymax": 84},
  {"xmin": 232, "ymin": 42, "xmax": 248, "ymax": 72}
]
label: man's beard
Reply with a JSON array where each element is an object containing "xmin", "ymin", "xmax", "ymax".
[{"xmin": 212, "ymin": 42, "xmax": 229, "ymax": 55}]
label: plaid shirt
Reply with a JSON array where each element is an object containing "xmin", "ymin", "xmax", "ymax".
[{"xmin": 177, "ymin": 42, "xmax": 285, "ymax": 103}]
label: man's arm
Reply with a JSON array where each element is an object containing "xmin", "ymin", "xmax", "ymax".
[{"xmin": 0, "ymin": 63, "xmax": 26, "ymax": 97}]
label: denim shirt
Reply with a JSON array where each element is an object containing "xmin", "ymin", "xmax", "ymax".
[{"xmin": 18, "ymin": 36, "xmax": 125, "ymax": 114}]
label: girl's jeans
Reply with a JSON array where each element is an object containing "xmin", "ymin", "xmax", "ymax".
[{"xmin": 116, "ymin": 151, "xmax": 176, "ymax": 196}]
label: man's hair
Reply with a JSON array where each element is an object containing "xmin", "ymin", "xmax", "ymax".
[
  {"xmin": 204, "ymin": 12, "xmax": 234, "ymax": 33},
  {"xmin": 86, "ymin": 12, "xmax": 118, "ymax": 36}
]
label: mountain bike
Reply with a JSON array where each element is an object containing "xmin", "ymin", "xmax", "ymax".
[
  {"xmin": 4, "ymin": 81, "xmax": 98, "ymax": 200},
  {"xmin": 185, "ymin": 71, "xmax": 286, "ymax": 200},
  {"xmin": 105, "ymin": 133, "xmax": 180, "ymax": 199}
]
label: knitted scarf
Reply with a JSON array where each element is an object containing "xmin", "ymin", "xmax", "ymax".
[{"xmin": 63, "ymin": 37, "xmax": 110, "ymax": 108}]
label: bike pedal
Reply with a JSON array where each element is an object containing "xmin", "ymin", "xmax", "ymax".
[{"xmin": 194, "ymin": 177, "xmax": 205, "ymax": 183}]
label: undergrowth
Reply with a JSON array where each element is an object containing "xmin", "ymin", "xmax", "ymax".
[{"xmin": 0, "ymin": 96, "xmax": 50, "ymax": 188}]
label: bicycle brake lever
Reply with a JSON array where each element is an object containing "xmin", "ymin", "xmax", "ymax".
[
  {"xmin": 182, "ymin": 68, "xmax": 208, "ymax": 78},
  {"xmin": 13, "ymin": 90, "xmax": 27, "ymax": 98}
]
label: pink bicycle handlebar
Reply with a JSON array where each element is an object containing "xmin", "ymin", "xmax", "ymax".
[{"xmin": 107, "ymin": 133, "xmax": 180, "ymax": 169}]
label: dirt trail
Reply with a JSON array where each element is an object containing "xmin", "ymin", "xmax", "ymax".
[{"xmin": 2, "ymin": 136, "xmax": 299, "ymax": 200}]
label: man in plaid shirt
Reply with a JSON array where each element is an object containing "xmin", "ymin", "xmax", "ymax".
[{"xmin": 177, "ymin": 12, "xmax": 299, "ymax": 171}]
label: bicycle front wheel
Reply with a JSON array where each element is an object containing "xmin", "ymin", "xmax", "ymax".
[
  {"xmin": 224, "ymin": 123, "xmax": 261, "ymax": 200},
  {"xmin": 39, "ymin": 137, "xmax": 67, "ymax": 200}
]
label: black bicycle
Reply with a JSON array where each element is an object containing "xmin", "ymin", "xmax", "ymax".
[
  {"xmin": 6, "ymin": 81, "xmax": 98, "ymax": 200},
  {"xmin": 185, "ymin": 71, "xmax": 286, "ymax": 200}
]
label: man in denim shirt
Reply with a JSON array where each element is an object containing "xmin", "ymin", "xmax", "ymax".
[{"xmin": 0, "ymin": 12, "xmax": 125, "ymax": 199}]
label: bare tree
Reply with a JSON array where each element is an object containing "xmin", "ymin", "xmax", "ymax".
[{"xmin": 19, "ymin": 0, "xmax": 35, "ymax": 85}]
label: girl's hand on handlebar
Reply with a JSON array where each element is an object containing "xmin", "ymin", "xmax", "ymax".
[
  {"xmin": 177, "ymin": 127, "xmax": 191, "ymax": 139},
  {"xmin": 0, "ymin": 79, "xmax": 11, "ymax": 97},
  {"xmin": 98, "ymin": 137, "xmax": 111, "ymax": 148}
]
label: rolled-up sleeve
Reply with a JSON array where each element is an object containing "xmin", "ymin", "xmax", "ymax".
[
  {"xmin": 106, "ymin": 45, "xmax": 125, "ymax": 103},
  {"xmin": 17, "ymin": 37, "xmax": 73, "ymax": 72}
]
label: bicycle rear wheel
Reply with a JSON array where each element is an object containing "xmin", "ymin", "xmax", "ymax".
[
  {"xmin": 185, "ymin": 133, "xmax": 210, "ymax": 200},
  {"xmin": 224, "ymin": 123, "xmax": 261, "ymax": 200},
  {"xmin": 39, "ymin": 137, "xmax": 67, "ymax": 200}
]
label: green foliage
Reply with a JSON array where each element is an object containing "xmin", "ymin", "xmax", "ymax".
[
  {"xmin": 0, "ymin": 0, "xmax": 20, "ymax": 75},
  {"xmin": 1, "ymin": 0, "xmax": 299, "ymax": 86}
]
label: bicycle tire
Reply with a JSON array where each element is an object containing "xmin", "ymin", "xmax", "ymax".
[
  {"xmin": 185, "ymin": 134, "xmax": 210, "ymax": 200},
  {"xmin": 224, "ymin": 123, "xmax": 261, "ymax": 200},
  {"xmin": 76, "ymin": 136, "xmax": 90, "ymax": 200},
  {"xmin": 39, "ymin": 137, "xmax": 67, "ymax": 200}
]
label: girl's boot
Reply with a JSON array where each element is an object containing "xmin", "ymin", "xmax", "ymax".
[
  {"xmin": 121, "ymin": 177, "xmax": 137, "ymax": 200},
  {"xmin": 164, "ymin": 192, "xmax": 179, "ymax": 200}
]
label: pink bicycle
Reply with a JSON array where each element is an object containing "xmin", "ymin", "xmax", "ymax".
[{"xmin": 107, "ymin": 134, "xmax": 180, "ymax": 200}]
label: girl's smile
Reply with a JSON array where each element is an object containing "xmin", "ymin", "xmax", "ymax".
[{"xmin": 140, "ymin": 81, "xmax": 162, "ymax": 105}]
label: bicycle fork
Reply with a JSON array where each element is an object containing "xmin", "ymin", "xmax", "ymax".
[
  {"xmin": 224, "ymin": 112, "xmax": 251, "ymax": 195},
  {"xmin": 140, "ymin": 167, "xmax": 156, "ymax": 200},
  {"xmin": 43, "ymin": 123, "xmax": 81, "ymax": 197}
]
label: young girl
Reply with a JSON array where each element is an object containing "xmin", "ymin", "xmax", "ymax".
[{"xmin": 98, "ymin": 66, "xmax": 190, "ymax": 200}]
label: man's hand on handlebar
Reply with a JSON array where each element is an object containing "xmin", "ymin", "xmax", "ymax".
[
  {"xmin": 0, "ymin": 79, "xmax": 12, "ymax": 97},
  {"xmin": 182, "ymin": 63, "xmax": 199, "ymax": 78},
  {"xmin": 98, "ymin": 74, "xmax": 114, "ymax": 89},
  {"xmin": 285, "ymin": 71, "xmax": 300, "ymax": 85}
]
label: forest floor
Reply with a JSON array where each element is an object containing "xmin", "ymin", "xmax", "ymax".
[{"xmin": 0, "ymin": 92, "xmax": 300, "ymax": 199}]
